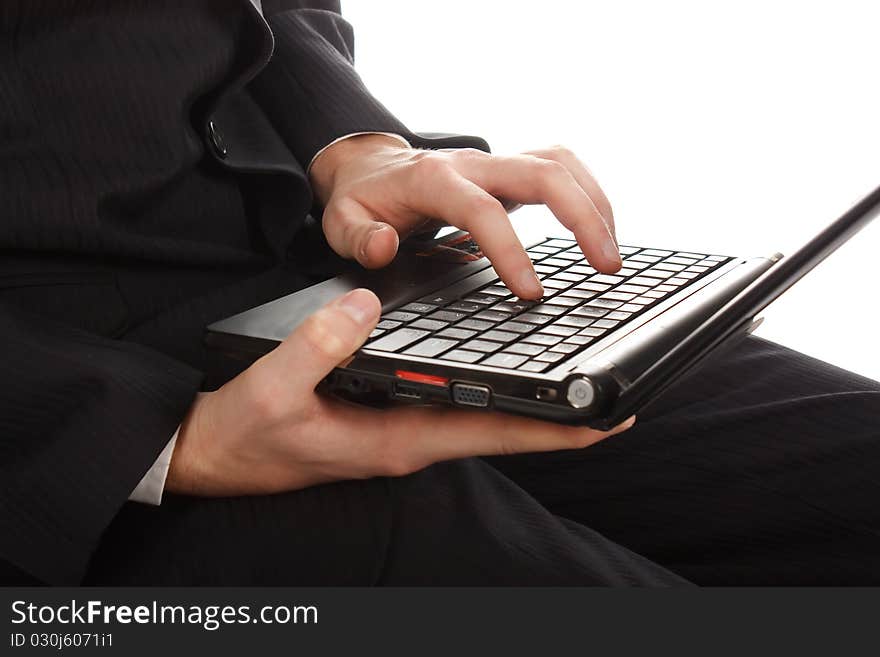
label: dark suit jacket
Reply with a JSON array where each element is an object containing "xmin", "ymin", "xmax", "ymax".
[{"xmin": 0, "ymin": 0, "xmax": 488, "ymax": 584}]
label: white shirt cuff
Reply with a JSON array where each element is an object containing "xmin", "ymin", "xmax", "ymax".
[
  {"xmin": 307, "ymin": 131, "xmax": 411, "ymax": 174},
  {"xmin": 129, "ymin": 428, "xmax": 179, "ymax": 506}
]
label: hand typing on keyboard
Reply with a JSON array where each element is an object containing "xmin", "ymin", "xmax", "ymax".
[
  {"xmin": 165, "ymin": 289, "xmax": 635, "ymax": 497},
  {"xmin": 309, "ymin": 136, "xmax": 621, "ymax": 300}
]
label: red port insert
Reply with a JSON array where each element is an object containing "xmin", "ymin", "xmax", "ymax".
[{"xmin": 395, "ymin": 370, "xmax": 449, "ymax": 387}]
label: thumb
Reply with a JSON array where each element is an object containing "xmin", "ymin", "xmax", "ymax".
[
  {"xmin": 323, "ymin": 197, "xmax": 399, "ymax": 268},
  {"xmin": 266, "ymin": 288, "xmax": 381, "ymax": 391}
]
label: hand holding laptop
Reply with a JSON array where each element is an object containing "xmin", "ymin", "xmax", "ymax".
[
  {"xmin": 310, "ymin": 135, "xmax": 622, "ymax": 299},
  {"xmin": 169, "ymin": 289, "xmax": 635, "ymax": 497}
]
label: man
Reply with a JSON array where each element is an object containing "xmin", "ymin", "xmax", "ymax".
[{"xmin": 1, "ymin": 1, "xmax": 878, "ymax": 586}]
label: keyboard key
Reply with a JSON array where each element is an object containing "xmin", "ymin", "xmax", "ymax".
[
  {"xmin": 534, "ymin": 264, "xmax": 560, "ymax": 275},
  {"xmin": 592, "ymin": 319, "xmax": 620, "ymax": 329},
  {"xmin": 411, "ymin": 318, "xmax": 449, "ymax": 331},
  {"xmin": 556, "ymin": 315, "xmax": 594, "ymax": 328},
  {"xmin": 368, "ymin": 328, "xmax": 430, "ymax": 352},
  {"xmin": 605, "ymin": 311, "xmax": 633, "ymax": 321},
  {"xmin": 483, "ymin": 286, "xmax": 512, "ymax": 297},
  {"xmin": 530, "ymin": 304, "xmax": 568, "ymax": 316},
  {"xmin": 457, "ymin": 318, "xmax": 495, "ymax": 331},
  {"xmin": 579, "ymin": 327, "xmax": 607, "ymax": 337},
  {"xmin": 462, "ymin": 339, "xmax": 503, "ymax": 353},
  {"xmin": 482, "ymin": 352, "xmax": 529, "ymax": 369},
  {"xmin": 685, "ymin": 265, "xmax": 709, "ymax": 273},
  {"xmin": 536, "ymin": 350, "xmax": 566, "ymax": 363},
  {"xmin": 521, "ymin": 333, "xmax": 563, "ymax": 346},
  {"xmin": 552, "ymin": 272, "xmax": 582, "ymax": 282},
  {"xmin": 666, "ymin": 256, "xmax": 699, "ymax": 265},
  {"xmin": 384, "ymin": 311, "xmax": 419, "ymax": 322},
  {"xmin": 590, "ymin": 274, "xmax": 625, "ymax": 285},
  {"xmin": 618, "ymin": 245, "xmax": 640, "ymax": 255},
  {"xmin": 575, "ymin": 281, "xmax": 611, "ymax": 292},
  {"xmin": 417, "ymin": 294, "xmax": 456, "ymax": 306},
  {"xmin": 475, "ymin": 310, "xmax": 512, "ymax": 322},
  {"xmin": 549, "ymin": 342, "xmax": 579, "ymax": 354},
  {"xmin": 555, "ymin": 251, "xmax": 583, "ymax": 261},
  {"xmin": 464, "ymin": 294, "xmax": 497, "ymax": 305},
  {"xmin": 429, "ymin": 310, "xmax": 469, "ymax": 322},
  {"xmin": 666, "ymin": 277, "xmax": 689, "ymax": 286},
  {"xmin": 492, "ymin": 300, "xmax": 536, "ymax": 314},
  {"xmin": 403, "ymin": 337, "xmax": 459, "ymax": 358},
  {"xmin": 498, "ymin": 320, "xmax": 535, "ymax": 333},
  {"xmin": 540, "ymin": 324, "xmax": 579, "ymax": 337},
  {"xmin": 653, "ymin": 262, "xmax": 685, "ymax": 272},
  {"xmin": 704, "ymin": 254, "xmax": 727, "ymax": 262},
  {"xmin": 628, "ymin": 254, "xmax": 661, "ymax": 263},
  {"xmin": 621, "ymin": 259, "xmax": 649, "ymax": 269},
  {"xmin": 506, "ymin": 343, "xmax": 545, "ymax": 356},
  {"xmin": 618, "ymin": 268, "xmax": 639, "ymax": 277},
  {"xmin": 628, "ymin": 276, "xmax": 665, "ymax": 287},
  {"xmin": 377, "ymin": 319, "xmax": 402, "ymax": 330},
  {"xmin": 482, "ymin": 330, "xmax": 518, "ymax": 343},
  {"xmin": 676, "ymin": 272, "xmax": 700, "ymax": 280},
  {"xmin": 567, "ymin": 265, "xmax": 596, "ymax": 275},
  {"xmin": 542, "ymin": 257, "xmax": 573, "ymax": 267},
  {"xmin": 544, "ymin": 239, "xmax": 576, "ymax": 248},
  {"xmin": 518, "ymin": 361, "xmax": 550, "ymax": 372},
  {"xmin": 547, "ymin": 296, "xmax": 582, "ymax": 307},
  {"xmin": 641, "ymin": 268, "xmax": 674, "ymax": 279},
  {"xmin": 564, "ymin": 334, "xmax": 594, "ymax": 345},
  {"xmin": 619, "ymin": 303, "xmax": 645, "ymax": 312},
  {"xmin": 602, "ymin": 291, "xmax": 637, "ymax": 302},
  {"xmin": 642, "ymin": 249, "xmax": 673, "ymax": 257},
  {"xmin": 518, "ymin": 312, "xmax": 554, "ymax": 325},
  {"xmin": 442, "ymin": 349, "xmax": 484, "ymax": 364},
  {"xmin": 400, "ymin": 302, "xmax": 438, "ymax": 314},
  {"xmin": 586, "ymin": 298, "xmax": 624, "ymax": 309},
  {"xmin": 674, "ymin": 252, "xmax": 704, "ymax": 260},
  {"xmin": 446, "ymin": 301, "xmax": 482, "ymax": 313},
  {"xmin": 644, "ymin": 290, "xmax": 666, "ymax": 299},
  {"xmin": 563, "ymin": 288, "xmax": 600, "ymax": 300},
  {"xmin": 616, "ymin": 284, "xmax": 651, "ymax": 294},
  {"xmin": 571, "ymin": 305, "xmax": 609, "ymax": 318},
  {"xmin": 369, "ymin": 328, "xmax": 385, "ymax": 339},
  {"xmin": 437, "ymin": 327, "xmax": 478, "ymax": 340},
  {"xmin": 529, "ymin": 244, "xmax": 561, "ymax": 254},
  {"xmin": 655, "ymin": 284, "xmax": 676, "ymax": 292},
  {"xmin": 541, "ymin": 278, "xmax": 574, "ymax": 289}
]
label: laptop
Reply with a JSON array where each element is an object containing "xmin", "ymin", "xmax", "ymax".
[{"xmin": 205, "ymin": 183, "xmax": 880, "ymax": 430}]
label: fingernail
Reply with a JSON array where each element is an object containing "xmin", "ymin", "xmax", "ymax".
[
  {"xmin": 601, "ymin": 231, "xmax": 621, "ymax": 266},
  {"xmin": 518, "ymin": 268, "xmax": 544, "ymax": 298},
  {"xmin": 360, "ymin": 223, "xmax": 388, "ymax": 261},
  {"xmin": 337, "ymin": 288, "xmax": 378, "ymax": 325}
]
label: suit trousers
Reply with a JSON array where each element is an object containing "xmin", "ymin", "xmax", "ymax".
[{"xmin": 83, "ymin": 336, "xmax": 880, "ymax": 585}]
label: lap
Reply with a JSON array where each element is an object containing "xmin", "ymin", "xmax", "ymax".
[{"xmin": 85, "ymin": 337, "xmax": 880, "ymax": 585}]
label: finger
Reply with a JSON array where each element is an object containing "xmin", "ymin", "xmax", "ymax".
[
  {"xmin": 403, "ymin": 159, "xmax": 544, "ymax": 299},
  {"xmin": 326, "ymin": 401, "xmax": 636, "ymax": 477},
  {"xmin": 451, "ymin": 153, "xmax": 622, "ymax": 273},
  {"xmin": 525, "ymin": 146, "xmax": 615, "ymax": 239},
  {"xmin": 259, "ymin": 288, "xmax": 381, "ymax": 392},
  {"xmin": 322, "ymin": 196, "xmax": 400, "ymax": 268}
]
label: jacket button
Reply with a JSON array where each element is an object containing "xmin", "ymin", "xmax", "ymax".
[{"xmin": 207, "ymin": 120, "xmax": 228, "ymax": 159}]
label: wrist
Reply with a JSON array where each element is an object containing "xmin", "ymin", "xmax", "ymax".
[
  {"xmin": 165, "ymin": 391, "xmax": 214, "ymax": 496},
  {"xmin": 309, "ymin": 133, "xmax": 410, "ymax": 206}
]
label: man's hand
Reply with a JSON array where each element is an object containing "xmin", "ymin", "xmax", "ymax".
[
  {"xmin": 310, "ymin": 135, "xmax": 619, "ymax": 300},
  {"xmin": 166, "ymin": 289, "xmax": 635, "ymax": 497}
]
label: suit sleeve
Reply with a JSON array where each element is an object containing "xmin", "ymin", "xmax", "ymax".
[
  {"xmin": 249, "ymin": 1, "xmax": 488, "ymax": 169},
  {"xmin": 0, "ymin": 304, "xmax": 202, "ymax": 584}
]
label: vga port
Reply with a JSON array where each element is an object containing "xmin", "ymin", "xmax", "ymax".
[{"xmin": 451, "ymin": 383, "xmax": 491, "ymax": 407}]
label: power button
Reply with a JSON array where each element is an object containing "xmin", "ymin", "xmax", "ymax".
[{"xmin": 566, "ymin": 377, "xmax": 596, "ymax": 409}]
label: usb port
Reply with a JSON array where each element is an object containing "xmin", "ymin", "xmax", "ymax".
[{"xmin": 393, "ymin": 383, "xmax": 422, "ymax": 400}]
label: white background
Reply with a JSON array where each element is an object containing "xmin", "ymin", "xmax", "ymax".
[{"xmin": 345, "ymin": 0, "xmax": 879, "ymax": 379}]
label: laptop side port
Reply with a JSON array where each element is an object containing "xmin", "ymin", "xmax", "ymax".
[
  {"xmin": 393, "ymin": 382, "xmax": 423, "ymax": 400},
  {"xmin": 451, "ymin": 383, "xmax": 491, "ymax": 407}
]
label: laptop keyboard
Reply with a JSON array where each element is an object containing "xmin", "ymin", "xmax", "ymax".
[{"xmin": 364, "ymin": 238, "xmax": 730, "ymax": 373}]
